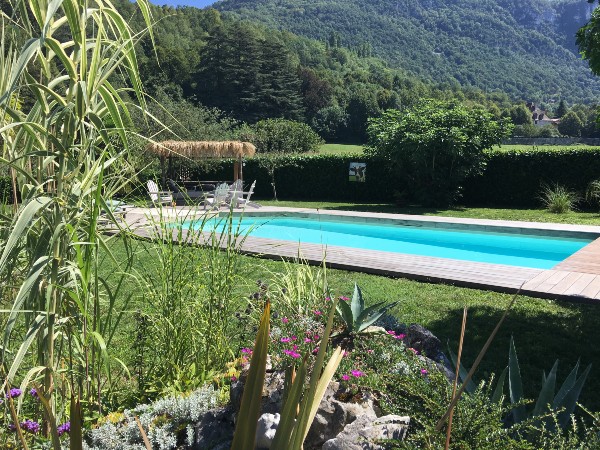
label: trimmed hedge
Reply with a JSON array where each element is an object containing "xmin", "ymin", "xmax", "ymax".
[
  {"xmin": 463, "ymin": 148, "xmax": 600, "ymax": 207},
  {"xmin": 142, "ymin": 148, "xmax": 600, "ymax": 207}
]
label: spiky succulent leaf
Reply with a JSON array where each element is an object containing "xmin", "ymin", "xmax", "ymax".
[
  {"xmin": 350, "ymin": 283, "xmax": 364, "ymax": 327},
  {"xmin": 356, "ymin": 300, "xmax": 399, "ymax": 332},
  {"xmin": 553, "ymin": 360, "xmax": 580, "ymax": 409},
  {"xmin": 491, "ymin": 366, "xmax": 508, "ymax": 404},
  {"xmin": 509, "ymin": 336, "xmax": 526, "ymax": 424},
  {"xmin": 532, "ymin": 360, "xmax": 558, "ymax": 417},
  {"xmin": 336, "ymin": 299, "xmax": 354, "ymax": 331},
  {"xmin": 447, "ymin": 343, "xmax": 477, "ymax": 394},
  {"xmin": 556, "ymin": 363, "xmax": 592, "ymax": 429}
]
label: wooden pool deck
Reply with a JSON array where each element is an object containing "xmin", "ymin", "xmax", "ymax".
[{"xmin": 124, "ymin": 206, "xmax": 600, "ymax": 304}]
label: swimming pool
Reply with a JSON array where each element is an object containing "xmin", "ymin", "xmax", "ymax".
[{"xmin": 186, "ymin": 214, "xmax": 593, "ymax": 269}]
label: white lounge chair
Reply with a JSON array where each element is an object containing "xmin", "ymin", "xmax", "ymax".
[
  {"xmin": 147, "ymin": 180, "xmax": 173, "ymax": 206},
  {"xmin": 203, "ymin": 183, "xmax": 230, "ymax": 210},
  {"xmin": 235, "ymin": 180, "xmax": 261, "ymax": 208}
]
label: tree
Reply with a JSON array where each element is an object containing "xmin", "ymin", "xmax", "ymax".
[
  {"xmin": 577, "ymin": 6, "xmax": 600, "ymax": 76},
  {"xmin": 555, "ymin": 99, "xmax": 568, "ymax": 118},
  {"xmin": 557, "ymin": 111, "xmax": 584, "ymax": 137},
  {"xmin": 509, "ymin": 104, "xmax": 533, "ymax": 125},
  {"xmin": 365, "ymin": 99, "xmax": 513, "ymax": 206}
]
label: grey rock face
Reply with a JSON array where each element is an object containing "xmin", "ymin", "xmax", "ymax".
[
  {"xmin": 322, "ymin": 414, "xmax": 410, "ymax": 450},
  {"xmin": 256, "ymin": 413, "xmax": 280, "ymax": 449}
]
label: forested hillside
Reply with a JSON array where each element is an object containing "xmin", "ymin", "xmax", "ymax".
[
  {"xmin": 113, "ymin": 0, "xmax": 520, "ymax": 141},
  {"xmin": 212, "ymin": 0, "xmax": 600, "ymax": 104}
]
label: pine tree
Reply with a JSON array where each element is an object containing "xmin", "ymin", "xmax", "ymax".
[{"xmin": 555, "ymin": 99, "xmax": 568, "ymax": 118}]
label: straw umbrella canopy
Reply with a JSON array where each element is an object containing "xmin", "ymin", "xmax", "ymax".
[{"xmin": 146, "ymin": 140, "xmax": 256, "ymax": 185}]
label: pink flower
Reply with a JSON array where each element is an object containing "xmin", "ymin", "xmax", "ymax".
[
  {"xmin": 351, "ymin": 370, "xmax": 364, "ymax": 378},
  {"xmin": 408, "ymin": 348, "xmax": 420, "ymax": 355},
  {"xmin": 231, "ymin": 376, "xmax": 237, "ymax": 382},
  {"xmin": 397, "ymin": 333, "xmax": 406, "ymax": 340},
  {"xmin": 313, "ymin": 310, "xmax": 322, "ymax": 316},
  {"xmin": 420, "ymin": 369, "xmax": 428, "ymax": 376},
  {"xmin": 304, "ymin": 338, "xmax": 312, "ymax": 343},
  {"xmin": 280, "ymin": 337, "xmax": 292, "ymax": 343},
  {"xmin": 313, "ymin": 347, "xmax": 319, "ymax": 354},
  {"xmin": 339, "ymin": 296, "xmax": 350, "ymax": 301},
  {"xmin": 387, "ymin": 330, "xmax": 396, "ymax": 336},
  {"xmin": 367, "ymin": 349, "xmax": 374, "ymax": 354},
  {"xmin": 241, "ymin": 348, "xmax": 253, "ymax": 354},
  {"xmin": 282, "ymin": 317, "xmax": 289, "ymax": 324},
  {"xmin": 325, "ymin": 297, "xmax": 331, "ymax": 302},
  {"xmin": 291, "ymin": 336, "xmax": 297, "ymax": 341},
  {"xmin": 313, "ymin": 335, "xmax": 320, "ymax": 340},
  {"xmin": 293, "ymin": 344, "xmax": 299, "ymax": 351},
  {"xmin": 341, "ymin": 374, "xmax": 350, "ymax": 381},
  {"xmin": 290, "ymin": 352, "xmax": 301, "ymax": 358},
  {"xmin": 343, "ymin": 350, "xmax": 350, "ymax": 357}
]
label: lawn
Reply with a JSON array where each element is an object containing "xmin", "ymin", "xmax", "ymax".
[
  {"xmin": 498, "ymin": 144, "xmax": 600, "ymax": 152},
  {"xmin": 256, "ymin": 200, "xmax": 600, "ymax": 225},
  {"xmin": 318, "ymin": 143, "xmax": 364, "ymax": 155},
  {"xmin": 102, "ymin": 221, "xmax": 600, "ymax": 412}
]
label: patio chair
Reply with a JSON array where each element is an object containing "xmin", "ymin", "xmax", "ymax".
[
  {"xmin": 147, "ymin": 180, "xmax": 173, "ymax": 206},
  {"xmin": 203, "ymin": 183, "xmax": 230, "ymax": 210},
  {"xmin": 227, "ymin": 179, "xmax": 244, "ymax": 206},
  {"xmin": 234, "ymin": 180, "xmax": 261, "ymax": 208},
  {"xmin": 97, "ymin": 200, "xmax": 132, "ymax": 228}
]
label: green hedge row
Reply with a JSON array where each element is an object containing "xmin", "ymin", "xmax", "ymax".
[
  {"xmin": 183, "ymin": 149, "xmax": 600, "ymax": 207},
  {"xmin": 463, "ymin": 148, "xmax": 600, "ymax": 206},
  {"xmin": 90, "ymin": 148, "xmax": 600, "ymax": 207}
]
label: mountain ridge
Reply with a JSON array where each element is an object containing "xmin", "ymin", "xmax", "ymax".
[{"xmin": 212, "ymin": 0, "xmax": 600, "ymax": 103}]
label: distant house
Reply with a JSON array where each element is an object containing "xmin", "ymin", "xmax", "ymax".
[{"xmin": 526, "ymin": 102, "xmax": 560, "ymax": 127}]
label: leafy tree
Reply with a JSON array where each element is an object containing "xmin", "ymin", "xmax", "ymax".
[
  {"xmin": 509, "ymin": 104, "xmax": 533, "ymax": 126},
  {"xmin": 250, "ymin": 118, "xmax": 323, "ymax": 154},
  {"xmin": 558, "ymin": 111, "xmax": 584, "ymax": 137},
  {"xmin": 365, "ymin": 99, "xmax": 512, "ymax": 206},
  {"xmin": 311, "ymin": 105, "xmax": 349, "ymax": 141},
  {"xmin": 577, "ymin": 5, "xmax": 600, "ymax": 76}
]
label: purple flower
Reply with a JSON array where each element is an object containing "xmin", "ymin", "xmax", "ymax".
[
  {"xmin": 339, "ymin": 296, "xmax": 350, "ymax": 301},
  {"xmin": 241, "ymin": 348, "xmax": 253, "ymax": 354},
  {"xmin": 57, "ymin": 421, "xmax": 70, "ymax": 436},
  {"xmin": 231, "ymin": 375, "xmax": 237, "ymax": 382},
  {"xmin": 7, "ymin": 388, "xmax": 21, "ymax": 399},
  {"xmin": 282, "ymin": 317, "xmax": 289, "ymax": 324},
  {"xmin": 280, "ymin": 337, "xmax": 292, "ymax": 343},
  {"xmin": 397, "ymin": 333, "xmax": 406, "ymax": 340},
  {"xmin": 387, "ymin": 330, "xmax": 396, "ymax": 336},
  {"xmin": 304, "ymin": 338, "xmax": 312, "ymax": 343},
  {"xmin": 341, "ymin": 374, "xmax": 350, "ymax": 381},
  {"xmin": 313, "ymin": 310, "xmax": 322, "ymax": 316},
  {"xmin": 420, "ymin": 369, "xmax": 428, "ymax": 376},
  {"xmin": 351, "ymin": 370, "xmax": 364, "ymax": 378},
  {"xmin": 20, "ymin": 419, "xmax": 40, "ymax": 434},
  {"xmin": 29, "ymin": 388, "xmax": 38, "ymax": 398},
  {"xmin": 283, "ymin": 349, "xmax": 301, "ymax": 358}
]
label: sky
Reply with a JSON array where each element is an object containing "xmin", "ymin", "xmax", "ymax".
[{"xmin": 149, "ymin": 0, "xmax": 216, "ymax": 8}]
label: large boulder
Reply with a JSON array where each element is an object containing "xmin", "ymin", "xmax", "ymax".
[{"xmin": 322, "ymin": 415, "xmax": 410, "ymax": 450}]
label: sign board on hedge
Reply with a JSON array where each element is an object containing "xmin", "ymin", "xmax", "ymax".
[{"xmin": 349, "ymin": 162, "xmax": 366, "ymax": 182}]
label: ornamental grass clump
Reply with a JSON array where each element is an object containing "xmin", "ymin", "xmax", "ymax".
[{"xmin": 540, "ymin": 184, "xmax": 579, "ymax": 213}]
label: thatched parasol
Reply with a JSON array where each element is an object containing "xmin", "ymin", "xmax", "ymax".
[
  {"xmin": 147, "ymin": 141, "xmax": 256, "ymax": 185},
  {"xmin": 146, "ymin": 140, "xmax": 256, "ymax": 159}
]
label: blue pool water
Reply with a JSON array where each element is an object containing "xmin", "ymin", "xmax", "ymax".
[{"xmin": 188, "ymin": 215, "xmax": 592, "ymax": 269}]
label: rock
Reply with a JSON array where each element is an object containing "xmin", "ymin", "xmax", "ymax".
[
  {"xmin": 406, "ymin": 324, "xmax": 442, "ymax": 358},
  {"xmin": 193, "ymin": 407, "xmax": 234, "ymax": 450},
  {"xmin": 322, "ymin": 415, "xmax": 410, "ymax": 450},
  {"xmin": 305, "ymin": 382, "xmax": 378, "ymax": 449},
  {"xmin": 361, "ymin": 325, "xmax": 388, "ymax": 335},
  {"xmin": 255, "ymin": 413, "xmax": 280, "ymax": 449}
]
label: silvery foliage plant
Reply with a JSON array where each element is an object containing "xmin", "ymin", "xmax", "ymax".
[{"xmin": 84, "ymin": 384, "xmax": 220, "ymax": 449}]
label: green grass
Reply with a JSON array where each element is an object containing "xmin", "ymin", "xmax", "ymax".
[
  {"xmin": 100, "ymin": 229, "xmax": 600, "ymax": 412},
  {"xmin": 256, "ymin": 200, "xmax": 600, "ymax": 225},
  {"xmin": 318, "ymin": 143, "xmax": 364, "ymax": 155},
  {"xmin": 498, "ymin": 144, "xmax": 600, "ymax": 152}
]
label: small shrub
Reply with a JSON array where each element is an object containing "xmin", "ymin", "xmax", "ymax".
[{"xmin": 540, "ymin": 184, "xmax": 579, "ymax": 213}]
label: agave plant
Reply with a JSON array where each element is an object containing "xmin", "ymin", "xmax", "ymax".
[
  {"xmin": 448, "ymin": 337, "xmax": 591, "ymax": 431},
  {"xmin": 336, "ymin": 283, "xmax": 399, "ymax": 335}
]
